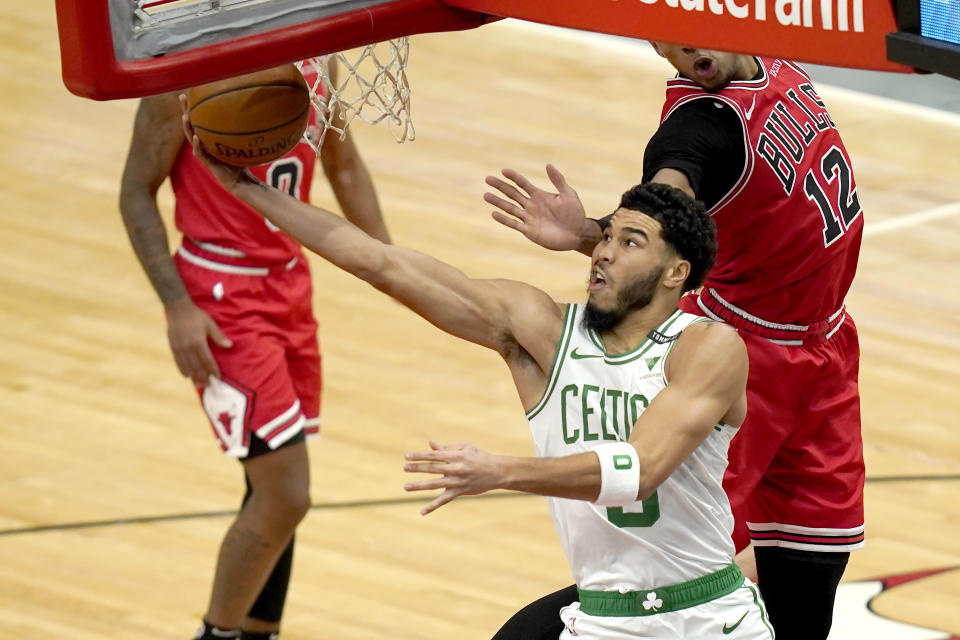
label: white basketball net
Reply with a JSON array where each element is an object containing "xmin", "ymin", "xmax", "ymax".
[{"xmin": 297, "ymin": 38, "xmax": 414, "ymax": 153}]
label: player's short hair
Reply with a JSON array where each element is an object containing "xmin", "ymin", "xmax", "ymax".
[{"xmin": 617, "ymin": 183, "xmax": 716, "ymax": 291}]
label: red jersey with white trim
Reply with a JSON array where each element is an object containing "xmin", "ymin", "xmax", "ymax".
[
  {"xmin": 172, "ymin": 73, "xmax": 325, "ymax": 264},
  {"xmin": 661, "ymin": 58, "xmax": 863, "ymax": 325}
]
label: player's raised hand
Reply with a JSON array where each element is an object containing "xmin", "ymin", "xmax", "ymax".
[
  {"xmin": 484, "ymin": 165, "xmax": 588, "ymax": 251},
  {"xmin": 403, "ymin": 441, "xmax": 503, "ymax": 515},
  {"xmin": 165, "ymin": 296, "xmax": 233, "ymax": 387},
  {"xmin": 178, "ymin": 94, "xmax": 253, "ymax": 192}
]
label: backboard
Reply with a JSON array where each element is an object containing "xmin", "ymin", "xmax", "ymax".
[{"xmin": 55, "ymin": 0, "xmax": 490, "ymax": 99}]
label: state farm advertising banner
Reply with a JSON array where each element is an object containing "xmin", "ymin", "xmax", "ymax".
[{"xmin": 445, "ymin": 0, "xmax": 911, "ymax": 72}]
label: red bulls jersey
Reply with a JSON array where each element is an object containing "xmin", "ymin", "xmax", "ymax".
[
  {"xmin": 662, "ymin": 58, "xmax": 862, "ymax": 325},
  {"xmin": 172, "ymin": 73, "xmax": 325, "ymax": 264}
]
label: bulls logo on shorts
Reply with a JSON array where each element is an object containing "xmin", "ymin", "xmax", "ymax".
[{"xmin": 202, "ymin": 376, "xmax": 255, "ymax": 457}]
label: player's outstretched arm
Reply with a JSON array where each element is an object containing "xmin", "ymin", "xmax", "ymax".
[
  {"xmin": 181, "ymin": 103, "xmax": 562, "ymax": 368},
  {"xmin": 485, "ymin": 165, "xmax": 602, "ymax": 256},
  {"xmin": 403, "ymin": 321, "xmax": 747, "ymax": 513},
  {"xmin": 404, "ymin": 440, "xmax": 606, "ymax": 515}
]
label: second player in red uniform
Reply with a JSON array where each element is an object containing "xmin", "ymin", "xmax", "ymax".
[{"xmin": 119, "ymin": 64, "xmax": 391, "ymax": 639}]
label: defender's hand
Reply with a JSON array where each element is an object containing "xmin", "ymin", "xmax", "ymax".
[
  {"xmin": 484, "ymin": 165, "xmax": 587, "ymax": 251},
  {"xmin": 165, "ymin": 297, "xmax": 233, "ymax": 386},
  {"xmin": 403, "ymin": 441, "xmax": 503, "ymax": 515}
]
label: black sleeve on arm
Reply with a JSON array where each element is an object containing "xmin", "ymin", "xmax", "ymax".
[{"xmin": 641, "ymin": 98, "xmax": 746, "ymax": 210}]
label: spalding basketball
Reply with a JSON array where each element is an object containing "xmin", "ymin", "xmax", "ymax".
[{"xmin": 187, "ymin": 64, "xmax": 311, "ymax": 167}]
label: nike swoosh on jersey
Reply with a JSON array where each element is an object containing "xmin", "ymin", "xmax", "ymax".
[
  {"xmin": 722, "ymin": 610, "xmax": 749, "ymax": 634},
  {"xmin": 744, "ymin": 95, "xmax": 757, "ymax": 120},
  {"xmin": 570, "ymin": 348, "xmax": 602, "ymax": 359}
]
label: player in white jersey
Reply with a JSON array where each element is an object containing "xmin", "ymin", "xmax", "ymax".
[
  {"xmin": 528, "ymin": 305, "xmax": 736, "ymax": 590},
  {"xmin": 515, "ymin": 302, "xmax": 770, "ymax": 639},
  {"xmin": 181, "ymin": 110, "xmax": 773, "ymax": 639}
]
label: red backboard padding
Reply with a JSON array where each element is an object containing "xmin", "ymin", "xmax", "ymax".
[
  {"xmin": 443, "ymin": 0, "xmax": 912, "ymax": 72},
  {"xmin": 56, "ymin": 0, "xmax": 912, "ymax": 100},
  {"xmin": 55, "ymin": 0, "xmax": 491, "ymax": 100}
]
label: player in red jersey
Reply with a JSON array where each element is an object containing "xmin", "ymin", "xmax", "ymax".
[
  {"xmin": 118, "ymin": 64, "xmax": 390, "ymax": 640},
  {"xmin": 483, "ymin": 47, "xmax": 864, "ymax": 640}
]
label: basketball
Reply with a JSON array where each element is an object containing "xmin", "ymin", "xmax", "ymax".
[{"xmin": 187, "ymin": 64, "xmax": 311, "ymax": 167}]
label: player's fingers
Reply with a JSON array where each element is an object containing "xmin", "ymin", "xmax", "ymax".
[
  {"xmin": 207, "ymin": 321, "xmax": 233, "ymax": 349},
  {"xmin": 406, "ymin": 447, "xmax": 454, "ymax": 460},
  {"xmin": 501, "ymin": 168, "xmax": 540, "ymax": 196},
  {"xmin": 191, "ymin": 134, "xmax": 204, "ymax": 159},
  {"xmin": 429, "ymin": 440, "xmax": 463, "ymax": 451},
  {"xmin": 178, "ymin": 95, "xmax": 189, "ymax": 131},
  {"xmin": 179, "ymin": 107, "xmax": 196, "ymax": 145},
  {"xmin": 491, "ymin": 211, "xmax": 526, "ymax": 233},
  {"xmin": 403, "ymin": 460, "xmax": 453, "ymax": 474},
  {"xmin": 485, "ymin": 175, "xmax": 530, "ymax": 204},
  {"xmin": 483, "ymin": 193, "xmax": 526, "ymax": 219},
  {"xmin": 179, "ymin": 349, "xmax": 207, "ymax": 386},
  {"xmin": 406, "ymin": 463, "xmax": 464, "ymax": 479},
  {"xmin": 430, "ymin": 440, "xmax": 473, "ymax": 452},
  {"xmin": 403, "ymin": 477, "xmax": 458, "ymax": 492},
  {"xmin": 195, "ymin": 345, "xmax": 222, "ymax": 382},
  {"xmin": 189, "ymin": 353, "xmax": 212, "ymax": 387},
  {"xmin": 170, "ymin": 348, "xmax": 192, "ymax": 379},
  {"xmin": 420, "ymin": 490, "xmax": 461, "ymax": 516},
  {"xmin": 181, "ymin": 114, "xmax": 199, "ymax": 155},
  {"xmin": 485, "ymin": 174, "xmax": 520, "ymax": 194},
  {"xmin": 405, "ymin": 448, "xmax": 459, "ymax": 463},
  {"xmin": 546, "ymin": 164, "xmax": 570, "ymax": 192}
]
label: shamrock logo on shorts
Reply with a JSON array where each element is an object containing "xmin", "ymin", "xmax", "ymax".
[{"xmin": 642, "ymin": 591, "xmax": 663, "ymax": 611}]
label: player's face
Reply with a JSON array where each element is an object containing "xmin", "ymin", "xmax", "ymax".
[
  {"xmin": 650, "ymin": 42, "xmax": 755, "ymax": 91},
  {"xmin": 585, "ymin": 209, "xmax": 671, "ymax": 331}
]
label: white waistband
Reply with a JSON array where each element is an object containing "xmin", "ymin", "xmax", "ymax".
[
  {"xmin": 192, "ymin": 240, "xmax": 247, "ymax": 258},
  {"xmin": 695, "ymin": 289, "xmax": 846, "ymax": 346},
  {"xmin": 177, "ymin": 245, "xmax": 269, "ymax": 276}
]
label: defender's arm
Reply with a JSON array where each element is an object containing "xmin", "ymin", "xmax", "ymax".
[{"xmin": 486, "ymin": 166, "xmax": 694, "ymax": 259}]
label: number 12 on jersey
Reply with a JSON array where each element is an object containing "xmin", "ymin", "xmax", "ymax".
[{"xmin": 804, "ymin": 145, "xmax": 862, "ymax": 247}]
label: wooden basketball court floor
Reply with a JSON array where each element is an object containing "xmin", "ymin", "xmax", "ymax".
[{"xmin": 1, "ymin": 5, "xmax": 958, "ymax": 639}]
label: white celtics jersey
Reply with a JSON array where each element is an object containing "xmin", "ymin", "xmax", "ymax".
[{"xmin": 526, "ymin": 304, "xmax": 737, "ymax": 591}]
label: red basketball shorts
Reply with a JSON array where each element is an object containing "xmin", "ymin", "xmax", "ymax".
[
  {"xmin": 175, "ymin": 241, "xmax": 320, "ymax": 459},
  {"xmin": 681, "ymin": 293, "xmax": 865, "ymax": 553}
]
